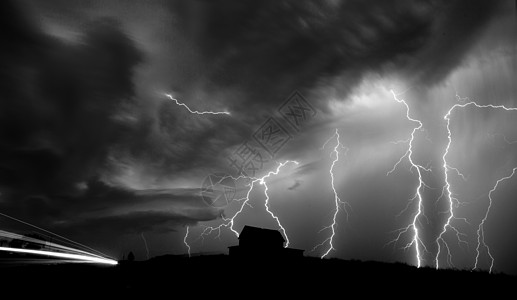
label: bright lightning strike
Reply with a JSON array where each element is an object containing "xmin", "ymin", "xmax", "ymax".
[
  {"xmin": 183, "ymin": 161, "xmax": 299, "ymax": 253},
  {"xmin": 262, "ymin": 161, "xmax": 300, "ymax": 247},
  {"xmin": 168, "ymin": 91, "xmax": 230, "ymax": 256},
  {"xmin": 311, "ymin": 129, "xmax": 350, "ymax": 258},
  {"xmin": 435, "ymin": 99, "xmax": 470, "ymax": 269},
  {"xmin": 141, "ymin": 232, "xmax": 150, "ymax": 260},
  {"xmin": 474, "ymin": 167, "xmax": 517, "ymax": 273},
  {"xmin": 184, "ymin": 226, "xmax": 191, "ymax": 257},
  {"xmin": 438, "ymin": 93, "xmax": 517, "ymax": 272},
  {"xmin": 386, "ymin": 90, "xmax": 430, "ymax": 268},
  {"xmin": 164, "ymin": 93, "xmax": 230, "ymax": 115}
]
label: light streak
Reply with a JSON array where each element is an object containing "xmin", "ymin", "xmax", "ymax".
[
  {"xmin": 0, "ymin": 229, "xmax": 107, "ymax": 259},
  {"xmin": 0, "ymin": 212, "xmax": 112, "ymax": 259},
  {"xmin": 0, "ymin": 246, "xmax": 118, "ymax": 265}
]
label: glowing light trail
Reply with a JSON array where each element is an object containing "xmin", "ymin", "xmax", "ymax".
[
  {"xmin": 0, "ymin": 229, "xmax": 108, "ymax": 260},
  {"xmin": 0, "ymin": 246, "xmax": 118, "ymax": 265},
  {"xmin": 0, "ymin": 212, "xmax": 112, "ymax": 259}
]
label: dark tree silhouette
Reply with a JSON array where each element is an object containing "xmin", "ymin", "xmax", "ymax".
[{"xmin": 128, "ymin": 251, "xmax": 135, "ymax": 262}]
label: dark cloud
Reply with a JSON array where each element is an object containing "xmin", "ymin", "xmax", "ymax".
[
  {"xmin": 0, "ymin": 1, "xmax": 228, "ymax": 243},
  {"xmin": 402, "ymin": 0, "xmax": 505, "ymax": 85},
  {"xmin": 0, "ymin": 1, "xmax": 143, "ymax": 196},
  {"xmin": 112, "ymin": 0, "xmax": 505, "ymax": 184},
  {"xmin": 167, "ymin": 0, "xmax": 504, "ymax": 111},
  {"xmin": 7, "ymin": 0, "xmax": 504, "ymax": 189},
  {"xmin": 57, "ymin": 210, "xmax": 215, "ymax": 237},
  {"xmin": 120, "ymin": 100, "xmax": 247, "ymax": 176},
  {"xmin": 0, "ymin": 178, "xmax": 222, "ymax": 238}
]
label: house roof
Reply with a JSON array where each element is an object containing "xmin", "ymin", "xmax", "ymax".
[{"xmin": 238, "ymin": 225, "xmax": 285, "ymax": 243}]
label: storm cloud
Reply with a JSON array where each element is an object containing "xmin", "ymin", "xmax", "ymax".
[{"xmin": 0, "ymin": 0, "xmax": 514, "ymax": 269}]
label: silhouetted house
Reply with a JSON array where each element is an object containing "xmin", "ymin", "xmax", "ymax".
[{"xmin": 228, "ymin": 225, "xmax": 303, "ymax": 259}]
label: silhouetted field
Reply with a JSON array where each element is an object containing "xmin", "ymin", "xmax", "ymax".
[{"xmin": 1, "ymin": 255, "xmax": 514, "ymax": 295}]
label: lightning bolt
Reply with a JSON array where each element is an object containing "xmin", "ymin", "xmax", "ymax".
[
  {"xmin": 262, "ymin": 161, "xmax": 300, "ymax": 247},
  {"xmin": 183, "ymin": 160, "xmax": 299, "ymax": 254},
  {"xmin": 474, "ymin": 167, "xmax": 517, "ymax": 273},
  {"xmin": 141, "ymin": 232, "xmax": 150, "ymax": 260},
  {"xmin": 184, "ymin": 226, "xmax": 191, "ymax": 257},
  {"xmin": 437, "ymin": 92, "xmax": 516, "ymax": 271},
  {"xmin": 386, "ymin": 90, "xmax": 430, "ymax": 268},
  {"xmin": 164, "ymin": 93, "xmax": 230, "ymax": 115},
  {"xmin": 163, "ymin": 91, "xmax": 229, "ymax": 256},
  {"xmin": 311, "ymin": 129, "xmax": 350, "ymax": 258},
  {"xmin": 435, "ymin": 98, "xmax": 470, "ymax": 269}
]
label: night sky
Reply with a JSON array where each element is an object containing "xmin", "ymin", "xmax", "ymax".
[{"xmin": 1, "ymin": 0, "xmax": 516, "ymax": 274}]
